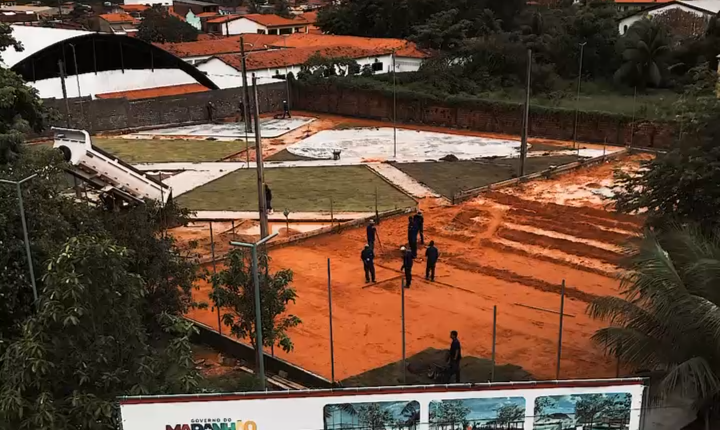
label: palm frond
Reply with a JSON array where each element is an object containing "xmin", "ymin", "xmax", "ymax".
[{"xmin": 659, "ymin": 356, "xmax": 720, "ymax": 407}]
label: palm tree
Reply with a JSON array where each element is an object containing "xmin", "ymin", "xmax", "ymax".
[
  {"xmin": 614, "ymin": 18, "xmax": 670, "ymax": 89},
  {"xmin": 587, "ymin": 227, "xmax": 720, "ymax": 428}
]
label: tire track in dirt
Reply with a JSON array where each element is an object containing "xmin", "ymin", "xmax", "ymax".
[
  {"xmin": 497, "ymin": 227, "xmax": 624, "ymax": 266},
  {"xmin": 445, "ymin": 255, "xmax": 599, "ymax": 303},
  {"xmin": 506, "ymin": 209, "xmax": 638, "ymax": 246},
  {"xmin": 484, "ymin": 192, "xmax": 643, "ymax": 230},
  {"xmin": 479, "ymin": 239, "xmax": 617, "ymax": 278}
]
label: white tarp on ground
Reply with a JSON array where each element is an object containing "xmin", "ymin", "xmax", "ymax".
[
  {"xmin": 134, "ymin": 117, "xmax": 315, "ymax": 139},
  {"xmin": 286, "ymin": 127, "xmax": 521, "ymax": 162}
]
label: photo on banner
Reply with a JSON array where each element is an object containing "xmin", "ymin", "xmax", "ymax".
[
  {"xmin": 533, "ymin": 392, "xmax": 632, "ymax": 430},
  {"xmin": 429, "ymin": 397, "xmax": 526, "ymax": 429},
  {"xmin": 323, "ymin": 400, "xmax": 420, "ymax": 430}
]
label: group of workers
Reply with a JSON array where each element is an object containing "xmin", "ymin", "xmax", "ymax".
[{"xmin": 362, "ymin": 209, "xmax": 440, "ymax": 287}]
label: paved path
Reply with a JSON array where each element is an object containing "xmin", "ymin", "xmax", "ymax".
[{"xmin": 367, "ymin": 163, "xmax": 439, "ymax": 198}]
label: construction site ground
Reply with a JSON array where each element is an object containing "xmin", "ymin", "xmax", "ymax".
[{"xmin": 182, "ymin": 152, "xmax": 651, "ymax": 383}]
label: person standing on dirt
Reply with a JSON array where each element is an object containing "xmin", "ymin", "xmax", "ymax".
[
  {"xmin": 425, "ymin": 240, "xmax": 439, "ymax": 281},
  {"xmin": 400, "ymin": 246, "xmax": 413, "ymax": 288},
  {"xmin": 407, "ymin": 216, "xmax": 418, "ymax": 258},
  {"xmin": 413, "ymin": 210, "xmax": 425, "ymax": 245},
  {"xmin": 361, "ymin": 244, "xmax": 376, "ymax": 283},
  {"xmin": 282, "ymin": 100, "xmax": 291, "ymax": 119},
  {"xmin": 206, "ymin": 101, "xmax": 215, "ymax": 122},
  {"xmin": 264, "ymin": 184, "xmax": 273, "ymax": 214},
  {"xmin": 366, "ymin": 220, "xmax": 378, "ymax": 250},
  {"xmin": 448, "ymin": 330, "xmax": 462, "ymax": 383},
  {"xmin": 238, "ymin": 99, "xmax": 245, "ymax": 123}
]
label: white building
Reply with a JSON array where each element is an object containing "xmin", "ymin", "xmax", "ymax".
[
  {"xmin": 205, "ymin": 13, "xmax": 307, "ymax": 36},
  {"xmin": 618, "ymin": 0, "xmax": 720, "ymax": 34}
]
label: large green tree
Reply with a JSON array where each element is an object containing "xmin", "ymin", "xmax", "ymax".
[
  {"xmin": 137, "ymin": 5, "xmax": 198, "ymax": 43},
  {"xmin": 0, "ymin": 236, "xmax": 201, "ymax": 429},
  {"xmin": 614, "ymin": 18, "xmax": 671, "ymax": 89},
  {"xmin": 587, "ymin": 228, "xmax": 720, "ymax": 426}
]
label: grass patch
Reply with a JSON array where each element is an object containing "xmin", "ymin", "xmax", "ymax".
[
  {"xmin": 92, "ymin": 138, "xmax": 249, "ymax": 163},
  {"xmin": 177, "ymin": 165, "xmax": 416, "ymax": 212},
  {"xmin": 341, "ymin": 348, "xmax": 532, "ymax": 387},
  {"xmin": 265, "ymin": 148, "xmax": 316, "ymax": 162},
  {"xmin": 394, "ymin": 155, "xmax": 579, "ymax": 198}
]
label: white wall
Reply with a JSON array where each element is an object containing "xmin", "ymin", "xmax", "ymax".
[
  {"xmin": 221, "ymin": 18, "xmax": 264, "ymax": 36},
  {"xmin": 30, "ymin": 69, "xmax": 198, "ymax": 99},
  {"xmin": 120, "ymin": 381, "xmax": 647, "ymax": 430},
  {"xmin": 619, "ymin": 3, "xmax": 710, "ymax": 34},
  {"xmin": 123, "ymin": 0, "xmax": 171, "ymax": 6}
]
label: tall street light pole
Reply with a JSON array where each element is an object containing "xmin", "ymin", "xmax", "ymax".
[
  {"xmin": 1, "ymin": 174, "xmax": 39, "ymax": 304},
  {"xmin": 240, "ymin": 37, "xmax": 253, "ymax": 137},
  {"xmin": 572, "ymin": 42, "xmax": 587, "ymax": 150},
  {"xmin": 392, "ymin": 50, "xmax": 397, "ymax": 160},
  {"xmin": 230, "ymin": 232, "xmax": 279, "ymax": 390},
  {"xmin": 252, "ymin": 74, "xmax": 269, "ymax": 239},
  {"xmin": 284, "ymin": 35, "xmax": 291, "ymax": 110},
  {"xmin": 69, "ymin": 43, "xmax": 83, "ymax": 126},
  {"xmin": 519, "ymin": 49, "xmax": 532, "ymax": 178}
]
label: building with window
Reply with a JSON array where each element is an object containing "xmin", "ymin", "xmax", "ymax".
[
  {"xmin": 206, "ymin": 13, "xmax": 307, "ymax": 36},
  {"xmin": 98, "ymin": 12, "xmax": 140, "ymax": 35}
]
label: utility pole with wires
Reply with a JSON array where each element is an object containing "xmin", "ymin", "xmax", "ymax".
[
  {"xmin": 252, "ymin": 74, "xmax": 269, "ymax": 239},
  {"xmin": 240, "ymin": 36, "xmax": 252, "ymax": 137},
  {"xmin": 519, "ymin": 49, "xmax": 531, "ymax": 178},
  {"xmin": 572, "ymin": 42, "xmax": 586, "ymax": 150}
]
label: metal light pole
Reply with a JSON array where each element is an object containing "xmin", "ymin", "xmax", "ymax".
[
  {"xmin": 401, "ymin": 277, "xmax": 406, "ymax": 384},
  {"xmin": 327, "ymin": 258, "xmax": 335, "ymax": 384},
  {"xmin": 1, "ymin": 174, "xmax": 38, "ymax": 304},
  {"xmin": 519, "ymin": 49, "xmax": 531, "ymax": 177},
  {"xmin": 284, "ymin": 35, "xmax": 291, "ymax": 110},
  {"xmin": 392, "ymin": 50, "xmax": 398, "ymax": 160},
  {"xmin": 240, "ymin": 37, "xmax": 253, "ymax": 137},
  {"xmin": 572, "ymin": 42, "xmax": 587, "ymax": 150},
  {"xmin": 556, "ymin": 279, "xmax": 566, "ymax": 380},
  {"xmin": 491, "ymin": 305, "xmax": 497, "ymax": 382},
  {"xmin": 252, "ymin": 74, "xmax": 269, "ymax": 239},
  {"xmin": 69, "ymin": 43, "xmax": 83, "ymax": 126},
  {"xmin": 230, "ymin": 232, "xmax": 279, "ymax": 390}
]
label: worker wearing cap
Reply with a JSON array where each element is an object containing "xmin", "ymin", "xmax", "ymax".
[
  {"xmin": 413, "ymin": 209, "xmax": 425, "ymax": 245},
  {"xmin": 400, "ymin": 246, "xmax": 413, "ymax": 288},
  {"xmin": 366, "ymin": 219, "xmax": 378, "ymax": 250},
  {"xmin": 361, "ymin": 244, "xmax": 376, "ymax": 283}
]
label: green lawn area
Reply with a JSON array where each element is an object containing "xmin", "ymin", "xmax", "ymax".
[
  {"xmin": 91, "ymin": 138, "xmax": 249, "ymax": 163},
  {"xmin": 394, "ymin": 155, "xmax": 579, "ymax": 198},
  {"xmin": 177, "ymin": 165, "xmax": 416, "ymax": 212}
]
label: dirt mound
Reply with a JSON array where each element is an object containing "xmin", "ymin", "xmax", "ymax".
[{"xmin": 340, "ymin": 348, "xmax": 532, "ymax": 387}]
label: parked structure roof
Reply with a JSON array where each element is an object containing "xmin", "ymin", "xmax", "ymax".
[
  {"xmin": 2, "ymin": 25, "xmax": 91, "ymax": 67},
  {"xmin": 95, "ymin": 83, "xmax": 209, "ymax": 99},
  {"xmin": 217, "ymin": 45, "xmax": 391, "ymax": 71}
]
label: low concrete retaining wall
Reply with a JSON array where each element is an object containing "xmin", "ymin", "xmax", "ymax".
[{"xmin": 191, "ymin": 320, "xmax": 333, "ymax": 389}]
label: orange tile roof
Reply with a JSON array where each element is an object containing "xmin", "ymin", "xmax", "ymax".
[
  {"xmin": 207, "ymin": 14, "xmax": 240, "ymax": 23},
  {"xmin": 274, "ymin": 33, "xmax": 431, "ymax": 58},
  {"xmin": 95, "ymin": 83, "xmax": 209, "ymax": 100},
  {"xmin": 197, "ymin": 11, "xmax": 219, "ymax": 17},
  {"xmin": 218, "ymin": 45, "xmax": 392, "ymax": 71},
  {"xmin": 119, "ymin": 4, "xmax": 148, "ymax": 12},
  {"xmin": 242, "ymin": 13, "xmax": 306, "ymax": 27},
  {"xmin": 156, "ymin": 34, "xmax": 282, "ymax": 57},
  {"xmin": 99, "ymin": 12, "xmax": 136, "ymax": 23}
]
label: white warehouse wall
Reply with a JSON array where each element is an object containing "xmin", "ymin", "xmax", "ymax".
[{"xmin": 618, "ymin": 4, "xmax": 709, "ymax": 34}]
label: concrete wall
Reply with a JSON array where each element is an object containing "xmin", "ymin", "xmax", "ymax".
[
  {"xmin": 291, "ymin": 84, "xmax": 676, "ymax": 148},
  {"xmin": 42, "ymin": 81, "xmax": 286, "ymax": 133}
]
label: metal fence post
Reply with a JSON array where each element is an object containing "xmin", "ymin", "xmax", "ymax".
[
  {"xmin": 556, "ymin": 279, "xmax": 566, "ymax": 379},
  {"xmin": 328, "ymin": 258, "xmax": 335, "ymax": 384},
  {"xmin": 491, "ymin": 305, "xmax": 497, "ymax": 382}
]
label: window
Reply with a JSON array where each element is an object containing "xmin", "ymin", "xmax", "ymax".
[
  {"xmin": 279, "ymin": 27, "xmax": 292, "ymax": 34},
  {"xmin": 257, "ymin": 29, "xmax": 266, "ymax": 34},
  {"xmin": 371, "ymin": 61, "xmax": 383, "ymax": 72},
  {"xmin": 623, "ymin": 24, "xmax": 628, "ymax": 33}
]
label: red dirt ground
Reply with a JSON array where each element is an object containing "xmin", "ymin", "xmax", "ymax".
[{"xmin": 183, "ymin": 153, "xmax": 650, "ymax": 383}]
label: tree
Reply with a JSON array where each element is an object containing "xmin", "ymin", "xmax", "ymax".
[
  {"xmin": 410, "ymin": 9, "xmax": 475, "ymax": 51},
  {"xmin": 271, "ymin": 0, "xmax": 291, "ymax": 18},
  {"xmin": 534, "ymin": 396, "xmax": 556, "ymax": 418},
  {"xmin": 0, "ymin": 235, "xmax": 201, "ymax": 429},
  {"xmin": 430, "ymin": 400, "xmax": 471, "ymax": 430},
  {"xmin": 137, "ymin": 5, "xmax": 198, "ymax": 43},
  {"xmin": 573, "ymin": 394, "xmax": 614, "ymax": 429},
  {"xmin": 587, "ymin": 227, "xmax": 720, "ymax": 426},
  {"xmin": 495, "ymin": 404, "xmax": 525, "ymax": 429},
  {"xmin": 0, "ymin": 24, "xmax": 46, "ymax": 165},
  {"xmin": 356, "ymin": 403, "xmax": 395, "ymax": 430},
  {"xmin": 614, "ymin": 18, "xmax": 671, "ymax": 89},
  {"xmin": 211, "ymin": 248, "xmax": 301, "ymax": 354}
]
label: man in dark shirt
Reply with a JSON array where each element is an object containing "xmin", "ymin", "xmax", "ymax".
[
  {"xmin": 400, "ymin": 246, "xmax": 413, "ymax": 288},
  {"xmin": 425, "ymin": 240, "xmax": 439, "ymax": 281},
  {"xmin": 407, "ymin": 216, "xmax": 418, "ymax": 258},
  {"xmin": 264, "ymin": 184, "xmax": 273, "ymax": 214},
  {"xmin": 361, "ymin": 244, "xmax": 376, "ymax": 283},
  {"xmin": 206, "ymin": 101, "xmax": 215, "ymax": 122},
  {"xmin": 413, "ymin": 210, "xmax": 425, "ymax": 244},
  {"xmin": 282, "ymin": 100, "xmax": 292, "ymax": 119},
  {"xmin": 366, "ymin": 220, "xmax": 378, "ymax": 250},
  {"xmin": 448, "ymin": 330, "xmax": 461, "ymax": 383}
]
